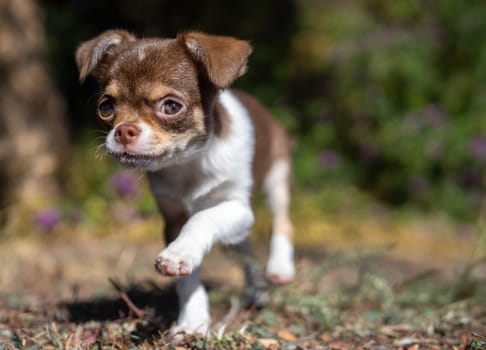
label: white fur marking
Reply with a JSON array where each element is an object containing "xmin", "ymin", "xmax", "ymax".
[
  {"xmin": 172, "ymin": 269, "xmax": 210, "ymax": 335},
  {"xmin": 137, "ymin": 45, "xmax": 146, "ymax": 61},
  {"xmin": 263, "ymin": 159, "xmax": 295, "ymax": 283}
]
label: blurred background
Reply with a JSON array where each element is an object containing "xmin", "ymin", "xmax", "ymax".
[{"xmin": 1, "ymin": 0, "xmax": 486, "ymax": 259}]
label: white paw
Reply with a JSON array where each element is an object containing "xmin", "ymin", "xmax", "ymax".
[
  {"xmin": 265, "ymin": 235, "xmax": 295, "ymax": 285},
  {"xmin": 170, "ymin": 318, "xmax": 210, "ymax": 336},
  {"xmin": 155, "ymin": 242, "xmax": 202, "ymax": 276}
]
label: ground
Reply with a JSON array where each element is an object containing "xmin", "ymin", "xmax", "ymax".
[{"xmin": 0, "ymin": 220, "xmax": 485, "ymax": 350}]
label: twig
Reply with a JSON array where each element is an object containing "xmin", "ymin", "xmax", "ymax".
[
  {"xmin": 222, "ymin": 296, "xmax": 241, "ymax": 325},
  {"xmin": 108, "ymin": 278, "xmax": 146, "ymax": 318}
]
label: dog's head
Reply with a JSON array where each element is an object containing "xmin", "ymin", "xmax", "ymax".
[{"xmin": 76, "ymin": 30, "xmax": 252, "ymax": 170}]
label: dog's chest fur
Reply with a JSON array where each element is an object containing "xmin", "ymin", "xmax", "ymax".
[{"xmin": 147, "ymin": 90, "xmax": 255, "ymax": 213}]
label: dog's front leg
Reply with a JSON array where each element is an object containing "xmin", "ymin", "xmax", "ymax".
[
  {"xmin": 156, "ymin": 200, "xmax": 253, "ymax": 334},
  {"xmin": 170, "ymin": 267, "xmax": 210, "ymax": 335},
  {"xmin": 155, "ymin": 199, "xmax": 254, "ymax": 276}
]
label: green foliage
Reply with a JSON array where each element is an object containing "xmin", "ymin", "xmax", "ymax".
[
  {"xmin": 286, "ymin": 0, "xmax": 486, "ymax": 220},
  {"xmin": 42, "ymin": 0, "xmax": 486, "ymax": 220},
  {"xmin": 285, "ymin": 294, "xmax": 335, "ymax": 329}
]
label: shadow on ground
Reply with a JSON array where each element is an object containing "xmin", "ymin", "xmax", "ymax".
[{"xmin": 60, "ymin": 280, "xmax": 179, "ymax": 340}]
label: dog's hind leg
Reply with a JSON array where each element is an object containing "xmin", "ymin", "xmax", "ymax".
[{"xmin": 263, "ymin": 158, "xmax": 295, "ymax": 285}]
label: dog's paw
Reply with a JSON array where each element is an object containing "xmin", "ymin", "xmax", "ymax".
[
  {"xmin": 265, "ymin": 235, "xmax": 295, "ymax": 285},
  {"xmin": 155, "ymin": 244, "xmax": 202, "ymax": 276},
  {"xmin": 170, "ymin": 318, "xmax": 210, "ymax": 337},
  {"xmin": 266, "ymin": 256, "xmax": 295, "ymax": 285}
]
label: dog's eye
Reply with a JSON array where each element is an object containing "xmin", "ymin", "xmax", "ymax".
[
  {"xmin": 155, "ymin": 98, "xmax": 186, "ymax": 119},
  {"xmin": 98, "ymin": 99, "xmax": 115, "ymax": 121},
  {"xmin": 162, "ymin": 100, "xmax": 183, "ymax": 115}
]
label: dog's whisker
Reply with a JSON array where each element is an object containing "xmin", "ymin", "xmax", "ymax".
[
  {"xmin": 94, "ymin": 130, "xmax": 108, "ymax": 136},
  {"xmin": 94, "ymin": 151, "xmax": 106, "ymax": 161},
  {"xmin": 134, "ymin": 169, "xmax": 145, "ymax": 180},
  {"xmin": 94, "ymin": 144, "xmax": 106, "ymax": 152},
  {"xmin": 93, "ymin": 143, "xmax": 108, "ymax": 161}
]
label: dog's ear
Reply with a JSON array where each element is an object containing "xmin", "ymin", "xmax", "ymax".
[
  {"xmin": 179, "ymin": 32, "xmax": 252, "ymax": 89},
  {"xmin": 76, "ymin": 30, "xmax": 136, "ymax": 83}
]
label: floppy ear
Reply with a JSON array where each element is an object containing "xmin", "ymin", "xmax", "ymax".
[
  {"xmin": 179, "ymin": 32, "xmax": 252, "ymax": 88},
  {"xmin": 75, "ymin": 30, "xmax": 136, "ymax": 83}
]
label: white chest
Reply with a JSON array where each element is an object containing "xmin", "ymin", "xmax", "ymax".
[{"xmin": 147, "ymin": 90, "xmax": 255, "ymax": 213}]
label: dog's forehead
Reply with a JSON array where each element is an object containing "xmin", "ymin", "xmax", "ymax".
[{"xmin": 106, "ymin": 38, "xmax": 198, "ymax": 98}]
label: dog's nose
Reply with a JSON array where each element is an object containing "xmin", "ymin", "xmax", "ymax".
[{"xmin": 114, "ymin": 123, "xmax": 141, "ymax": 145}]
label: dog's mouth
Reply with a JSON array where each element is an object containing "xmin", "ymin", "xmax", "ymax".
[{"xmin": 109, "ymin": 151, "xmax": 165, "ymax": 168}]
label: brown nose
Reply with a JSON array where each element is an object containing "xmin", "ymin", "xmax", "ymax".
[{"xmin": 114, "ymin": 123, "xmax": 141, "ymax": 145}]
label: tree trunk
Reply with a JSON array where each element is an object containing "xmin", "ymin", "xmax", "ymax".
[{"xmin": 0, "ymin": 0, "xmax": 69, "ymax": 227}]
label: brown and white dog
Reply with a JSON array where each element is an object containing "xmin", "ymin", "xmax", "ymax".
[{"xmin": 76, "ymin": 30, "xmax": 295, "ymax": 334}]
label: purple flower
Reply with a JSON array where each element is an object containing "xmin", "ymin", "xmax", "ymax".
[
  {"xmin": 109, "ymin": 170, "xmax": 140, "ymax": 198},
  {"xmin": 470, "ymin": 136, "xmax": 486, "ymax": 161},
  {"xmin": 319, "ymin": 149, "xmax": 340, "ymax": 170},
  {"xmin": 34, "ymin": 209, "xmax": 60, "ymax": 232}
]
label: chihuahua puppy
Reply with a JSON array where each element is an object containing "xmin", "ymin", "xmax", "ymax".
[{"xmin": 76, "ymin": 30, "xmax": 295, "ymax": 334}]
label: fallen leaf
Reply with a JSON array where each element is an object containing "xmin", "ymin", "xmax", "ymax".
[
  {"xmin": 259, "ymin": 338, "xmax": 280, "ymax": 348},
  {"xmin": 241, "ymin": 334, "xmax": 255, "ymax": 344},
  {"xmin": 277, "ymin": 329, "xmax": 297, "ymax": 342}
]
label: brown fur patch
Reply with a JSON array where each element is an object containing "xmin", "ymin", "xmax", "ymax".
[
  {"xmin": 148, "ymin": 85, "xmax": 183, "ymax": 102},
  {"xmin": 158, "ymin": 202, "xmax": 189, "ymax": 243},
  {"xmin": 104, "ymin": 81, "xmax": 120, "ymax": 97},
  {"xmin": 232, "ymin": 90, "xmax": 294, "ymax": 190},
  {"xmin": 179, "ymin": 32, "xmax": 252, "ymax": 88},
  {"xmin": 212, "ymin": 102, "xmax": 231, "ymax": 138}
]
